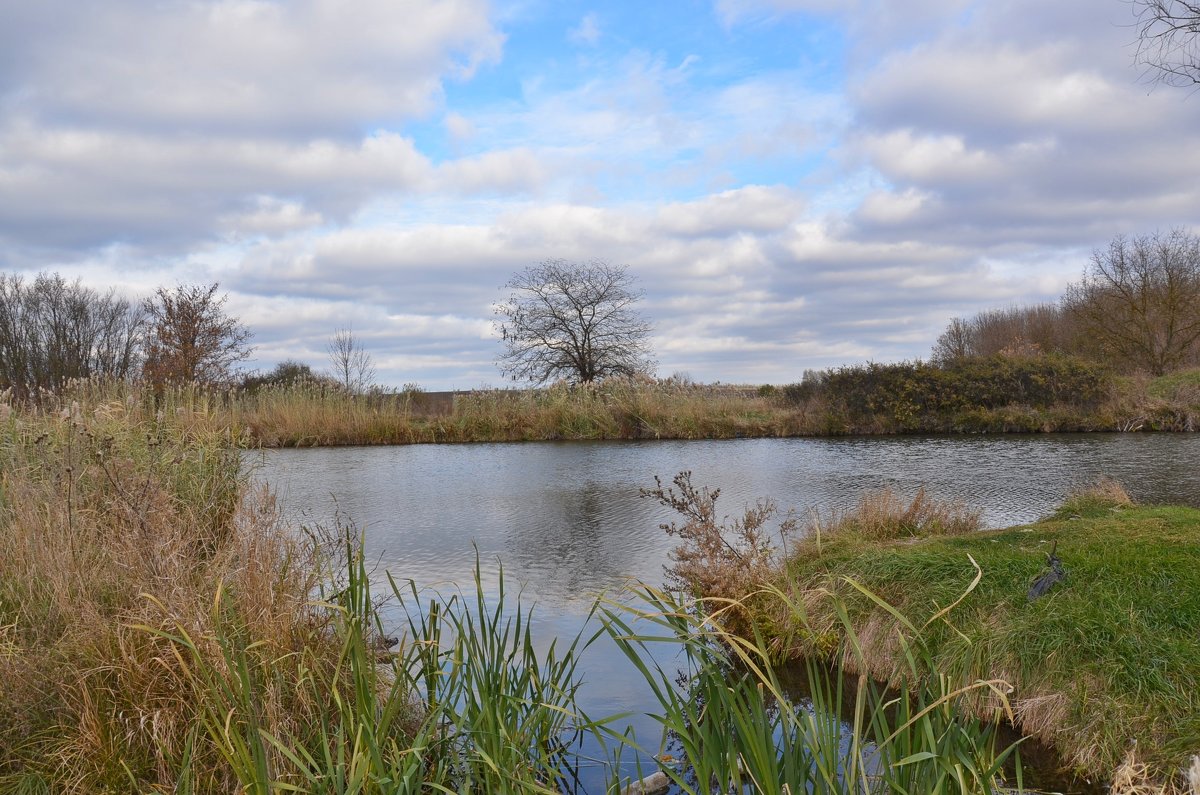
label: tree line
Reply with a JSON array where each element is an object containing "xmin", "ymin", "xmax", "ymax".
[
  {"xmin": 933, "ymin": 229, "xmax": 1200, "ymax": 376},
  {"xmin": 0, "ymin": 277, "xmax": 256, "ymax": 400},
  {"xmin": 5, "ymin": 228, "xmax": 1196, "ymax": 405},
  {"xmin": 0, "ymin": 273, "xmax": 387, "ymax": 401}
]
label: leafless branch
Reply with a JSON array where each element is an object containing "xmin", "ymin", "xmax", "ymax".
[
  {"xmin": 327, "ymin": 327, "xmax": 376, "ymax": 394},
  {"xmin": 494, "ymin": 259, "xmax": 655, "ymax": 384},
  {"xmin": 1133, "ymin": 0, "xmax": 1200, "ymax": 88}
]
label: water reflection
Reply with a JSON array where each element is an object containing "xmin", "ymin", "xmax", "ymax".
[{"xmin": 250, "ymin": 434, "xmax": 1200, "ymax": 791}]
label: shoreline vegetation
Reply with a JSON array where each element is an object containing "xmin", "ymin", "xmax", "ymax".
[
  {"xmin": 239, "ymin": 357, "xmax": 1200, "ymax": 446},
  {"xmin": 650, "ymin": 473, "xmax": 1200, "ymax": 793},
  {"xmin": 3, "ymin": 386, "xmax": 1199, "ymax": 793},
  {"xmin": 0, "ymin": 386, "xmax": 1028, "ymax": 793},
  {"xmin": 23, "ymin": 355, "xmax": 1198, "ymax": 450}
]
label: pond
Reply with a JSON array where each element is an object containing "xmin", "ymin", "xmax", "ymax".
[{"xmin": 249, "ymin": 434, "xmax": 1200, "ymax": 791}]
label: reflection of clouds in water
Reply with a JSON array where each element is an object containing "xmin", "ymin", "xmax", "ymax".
[
  {"xmin": 251, "ymin": 435, "xmax": 1200, "ymax": 793},
  {"xmin": 252, "ymin": 435, "xmax": 1200, "ymax": 601}
]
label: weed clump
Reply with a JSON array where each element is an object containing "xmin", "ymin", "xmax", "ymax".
[
  {"xmin": 0, "ymin": 387, "xmax": 341, "ymax": 792},
  {"xmin": 642, "ymin": 471, "xmax": 796, "ymax": 599},
  {"xmin": 808, "ymin": 486, "xmax": 984, "ymax": 544},
  {"xmin": 1049, "ymin": 476, "xmax": 1135, "ymax": 520}
]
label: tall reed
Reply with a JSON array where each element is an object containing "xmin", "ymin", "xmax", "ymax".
[
  {"xmin": 602, "ymin": 576, "xmax": 1023, "ymax": 795},
  {"xmin": 0, "ymin": 382, "xmax": 325, "ymax": 792},
  {"xmin": 150, "ymin": 536, "xmax": 608, "ymax": 793}
]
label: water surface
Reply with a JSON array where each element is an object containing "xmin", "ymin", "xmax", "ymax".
[{"xmin": 250, "ymin": 434, "xmax": 1200, "ymax": 791}]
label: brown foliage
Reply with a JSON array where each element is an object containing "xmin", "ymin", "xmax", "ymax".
[
  {"xmin": 932, "ymin": 303, "xmax": 1078, "ymax": 364},
  {"xmin": 0, "ymin": 394, "xmax": 335, "ymax": 791},
  {"xmin": 642, "ymin": 471, "xmax": 796, "ymax": 601},
  {"xmin": 142, "ymin": 283, "xmax": 253, "ymax": 387}
]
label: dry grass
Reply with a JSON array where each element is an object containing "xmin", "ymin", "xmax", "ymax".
[
  {"xmin": 1049, "ymin": 475, "xmax": 1136, "ymax": 520},
  {"xmin": 34, "ymin": 367, "xmax": 1200, "ymax": 449},
  {"xmin": 807, "ymin": 486, "xmax": 984, "ymax": 546},
  {"xmin": 96, "ymin": 376, "xmax": 802, "ymax": 446},
  {"xmin": 1110, "ymin": 749, "xmax": 1200, "ymax": 795},
  {"xmin": 0, "ymin": 385, "xmax": 342, "ymax": 792},
  {"xmin": 1070, "ymin": 475, "xmax": 1135, "ymax": 507}
]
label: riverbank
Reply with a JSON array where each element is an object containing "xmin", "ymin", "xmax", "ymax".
[
  {"xmin": 65, "ymin": 361, "xmax": 1194, "ymax": 448},
  {"xmin": 713, "ymin": 483, "xmax": 1200, "ymax": 791},
  {"xmin": 1, "ymin": 391, "xmax": 1038, "ymax": 793}
]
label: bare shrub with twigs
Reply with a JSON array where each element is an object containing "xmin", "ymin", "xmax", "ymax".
[{"xmin": 642, "ymin": 471, "xmax": 797, "ymax": 606}]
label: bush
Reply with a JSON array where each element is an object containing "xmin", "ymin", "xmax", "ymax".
[{"xmin": 784, "ymin": 355, "xmax": 1112, "ymax": 432}]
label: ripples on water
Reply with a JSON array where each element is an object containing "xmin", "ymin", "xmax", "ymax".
[
  {"xmin": 251, "ymin": 434, "xmax": 1200, "ymax": 608},
  {"xmin": 249, "ymin": 434, "xmax": 1200, "ymax": 791}
]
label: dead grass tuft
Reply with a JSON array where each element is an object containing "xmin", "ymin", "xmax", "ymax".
[
  {"xmin": 1071, "ymin": 475, "xmax": 1135, "ymax": 507},
  {"xmin": 809, "ymin": 486, "xmax": 984, "ymax": 544},
  {"xmin": 1108, "ymin": 748, "xmax": 1199, "ymax": 795},
  {"xmin": 1013, "ymin": 691, "xmax": 1070, "ymax": 745}
]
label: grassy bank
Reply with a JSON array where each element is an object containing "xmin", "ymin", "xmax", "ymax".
[
  {"xmin": 0, "ymin": 387, "xmax": 343, "ymax": 791},
  {"xmin": 5, "ymin": 358, "xmax": 1200, "ymax": 449},
  {"xmin": 0, "ymin": 388, "xmax": 614, "ymax": 792},
  {"xmin": 675, "ymin": 480, "xmax": 1200, "ymax": 791}
]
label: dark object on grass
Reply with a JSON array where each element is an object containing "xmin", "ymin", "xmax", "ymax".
[{"xmin": 1028, "ymin": 541, "xmax": 1067, "ymax": 601}]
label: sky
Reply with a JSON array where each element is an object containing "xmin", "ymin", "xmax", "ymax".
[{"xmin": 2, "ymin": 0, "xmax": 1199, "ymax": 389}]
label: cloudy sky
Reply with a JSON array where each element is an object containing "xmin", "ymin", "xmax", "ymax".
[{"xmin": 3, "ymin": 0, "xmax": 1199, "ymax": 388}]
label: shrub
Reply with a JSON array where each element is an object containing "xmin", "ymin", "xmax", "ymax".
[{"xmin": 785, "ymin": 355, "xmax": 1112, "ymax": 432}]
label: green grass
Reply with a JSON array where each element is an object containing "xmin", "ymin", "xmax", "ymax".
[
  {"xmin": 1148, "ymin": 368, "xmax": 1200, "ymax": 400},
  {"xmin": 603, "ymin": 582, "xmax": 1023, "ymax": 795},
  {"xmin": 765, "ymin": 498, "xmax": 1200, "ymax": 785}
]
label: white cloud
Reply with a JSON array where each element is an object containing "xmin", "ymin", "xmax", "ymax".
[
  {"xmin": 6, "ymin": 0, "xmax": 1200, "ymax": 388},
  {"xmin": 568, "ymin": 12, "xmax": 602, "ymax": 46},
  {"xmin": 219, "ymin": 197, "xmax": 325, "ymax": 237},
  {"xmin": 3, "ymin": 0, "xmax": 503, "ymax": 136},
  {"xmin": 444, "ymin": 112, "xmax": 477, "ymax": 143},
  {"xmin": 857, "ymin": 188, "xmax": 930, "ymax": 225}
]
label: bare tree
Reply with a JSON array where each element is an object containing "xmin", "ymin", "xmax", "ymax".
[
  {"xmin": 142, "ymin": 283, "xmax": 253, "ymax": 386},
  {"xmin": 495, "ymin": 260, "xmax": 655, "ymax": 384},
  {"xmin": 327, "ymin": 327, "xmax": 376, "ymax": 393},
  {"xmin": 0, "ymin": 272, "xmax": 144, "ymax": 399},
  {"xmin": 1134, "ymin": 0, "xmax": 1200, "ymax": 87},
  {"xmin": 931, "ymin": 316, "xmax": 973, "ymax": 363},
  {"xmin": 932, "ymin": 304, "xmax": 1076, "ymax": 363},
  {"xmin": 1065, "ymin": 229, "xmax": 1200, "ymax": 374}
]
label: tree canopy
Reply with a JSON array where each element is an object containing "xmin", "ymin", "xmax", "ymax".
[
  {"xmin": 142, "ymin": 283, "xmax": 253, "ymax": 386},
  {"xmin": 1065, "ymin": 229, "xmax": 1200, "ymax": 375},
  {"xmin": 494, "ymin": 260, "xmax": 655, "ymax": 384},
  {"xmin": 0, "ymin": 273, "xmax": 143, "ymax": 399}
]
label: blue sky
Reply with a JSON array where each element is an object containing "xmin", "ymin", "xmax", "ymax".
[{"xmin": 2, "ymin": 0, "xmax": 1199, "ymax": 388}]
